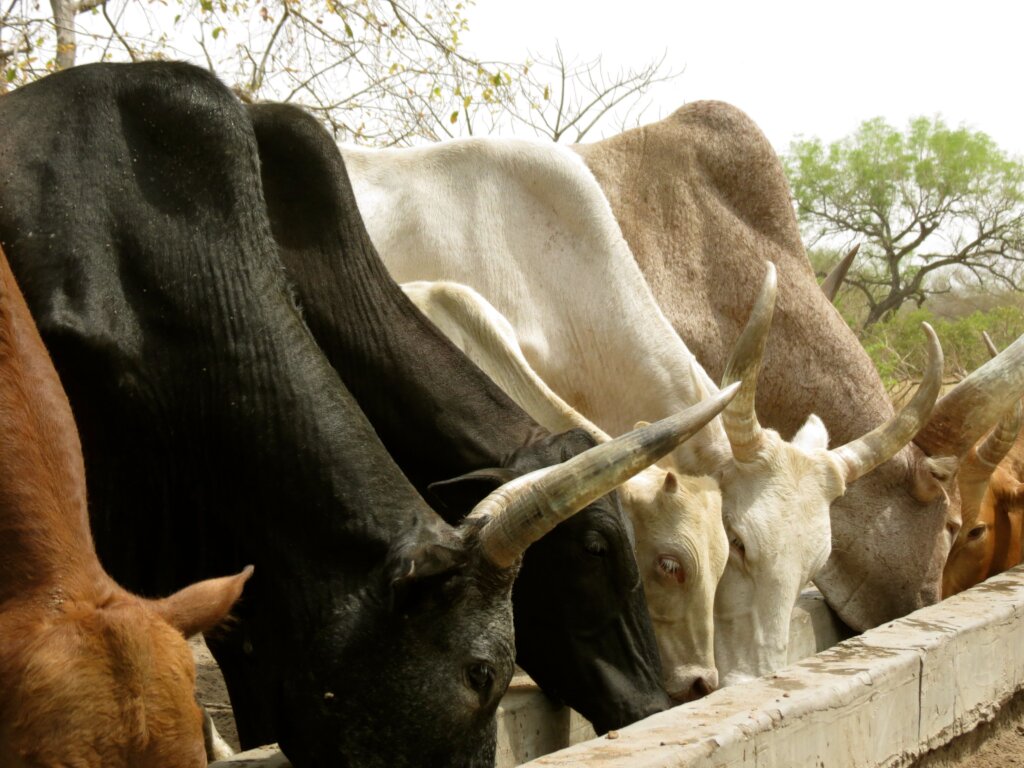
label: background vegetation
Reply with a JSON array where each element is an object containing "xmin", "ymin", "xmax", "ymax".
[
  {"xmin": 786, "ymin": 118, "xmax": 1024, "ymax": 392},
  {"xmin": 0, "ymin": 0, "xmax": 677, "ymax": 144}
]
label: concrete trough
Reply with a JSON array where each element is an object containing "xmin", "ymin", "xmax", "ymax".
[
  {"xmin": 209, "ymin": 587, "xmax": 848, "ymax": 767},
  {"xmin": 523, "ymin": 567, "xmax": 1024, "ymax": 767}
]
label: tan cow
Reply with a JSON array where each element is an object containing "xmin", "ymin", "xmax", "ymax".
[
  {"xmin": 574, "ymin": 102, "xmax": 1024, "ymax": 630},
  {"xmin": 0, "ymin": 246, "xmax": 252, "ymax": 768}
]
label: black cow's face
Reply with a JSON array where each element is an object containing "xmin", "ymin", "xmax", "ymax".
[
  {"xmin": 277, "ymin": 542, "xmax": 516, "ymax": 768},
  {"xmin": 509, "ymin": 489, "xmax": 671, "ymax": 733},
  {"xmin": 431, "ymin": 428, "xmax": 671, "ymax": 733}
]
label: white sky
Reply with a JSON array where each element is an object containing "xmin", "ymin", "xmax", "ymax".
[{"xmin": 463, "ymin": 0, "xmax": 1024, "ymax": 157}]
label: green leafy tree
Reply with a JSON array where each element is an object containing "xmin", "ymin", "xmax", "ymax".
[
  {"xmin": 787, "ymin": 117, "xmax": 1024, "ymax": 328},
  {"xmin": 859, "ymin": 304, "xmax": 1024, "ymax": 398}
]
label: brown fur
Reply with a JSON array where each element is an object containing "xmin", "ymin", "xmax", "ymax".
[
  {"xmin": 945, "ymin": 438, "xmax": 1024, "ymax": 597},
  {"xmin": 575, "ymin": 102, "xmax": 957, "ymax": 630},
  {"xmin": 0, "ymin": 246, "xmax": 251, "ymax": 767}
]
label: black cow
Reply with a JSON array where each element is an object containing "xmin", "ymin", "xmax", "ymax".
[
  {"xmin": 0, "ymin": 62, "xmax": 733, "ymax": 767},
  {"xmin": 248, "ymin": 102, "xmax": 672, "ymax": 732}
]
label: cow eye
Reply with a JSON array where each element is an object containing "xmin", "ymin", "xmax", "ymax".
[
  {"xmin": 657, "ymin": 555, "xmax": 685, "ymax": 583},
  {"xmin": 728, "ymin": 533, "xmax": 746, "ymax": 560},
  {"xmin": 465, "ymin": 662, "xmax": 495, "ymax": 694},
  {"xmin": 967, "ymin": 524, "xmax": 987, "ymax": 542},
  {"xmin": 582, "ymin": 531, "xmax": 608, "ymax": 557}
]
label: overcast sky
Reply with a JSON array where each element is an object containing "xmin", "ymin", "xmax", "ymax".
[{"xmin": 463, "ymin": 0, "xmax": 1024, "ymax": 157}]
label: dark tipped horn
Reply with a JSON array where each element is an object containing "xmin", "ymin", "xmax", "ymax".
[
  {"xmin": 832, "ymin": 323, "xmax": 943, "ymax": 482},
  {"xmin": 961, "ymin": 334, "xmax": 1024, "ymax": 483},
  {"xmin": 469, "ymin": 384, "xmax": 740, "ymax": 568},
  {"xmin": 820, "ymin": 244, "xmax": 859, "ymax": 303},
  {"xmin": 915, "ymin": 330, "xmax": 1024, "ymax": 460}
]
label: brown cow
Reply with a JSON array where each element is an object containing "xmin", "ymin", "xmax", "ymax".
[
  {"xmin": 0, "ymin": 246, "xmax": 252, "ymax": 768},
  {"xmin": 944, "ymin": 424, "xmax": 1024, "ymax": 596},
  {"xmin": 944, "ymin": 337, "xmax": 1024, "ymax": 597},
  {"xmin": 575, "ymin": 102, "xmax": 1024, "ymax": 630}
]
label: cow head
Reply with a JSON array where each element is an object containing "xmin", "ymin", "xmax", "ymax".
[
  {"xmin": 0, "ymin": 569, "xmax": 251, "ymax": 768},
  {"xmin": 822, "ymin": 329, "xmax": 1024, "ymax": 625},
  {"xmin": 430, "ymin": 437, "xmax": 671, "ymax": 733},
  {"xmin": 944, "ymin": 359, "xmax": 1024, "ymax": 597},
  {"xmin": 712, "ymin": 264, "xmax": 943, "ymax": 686},
  {"xmin": 275, "ymin": 390, "xmax": 736, "ymax": 766},
  {"xmin": 625, "ymin": 468, "xmax": 726, "ymax": 701}
]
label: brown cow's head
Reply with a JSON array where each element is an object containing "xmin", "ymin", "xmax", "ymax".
[
  {"xmin": 0, "ymin": 569, "xmax": 252, "ymax": 768},
  {"xmin": 0, "ymin": 242, "xmax": 252, "ymax": 767},
  {"xmin": 944, "ymin": 395, "xmax": 1024, "ymax": 597}
]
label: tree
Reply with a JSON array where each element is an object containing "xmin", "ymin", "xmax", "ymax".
[
  {"xmin": 0, "ymin": 0, "xmax": 677, "ymax": 146},
  {"xmin": 786, "ymin": 117, "xmax": 1024, "ymax": 328}
]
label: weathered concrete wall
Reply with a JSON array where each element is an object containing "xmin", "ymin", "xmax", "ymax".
[
  {"xmin": 209, "ymin": 587, "xmax": 848, "ymax": 768},
  {"xmin": 522, "ymin": 567, "xmax": 1024, "ymax": 767}
]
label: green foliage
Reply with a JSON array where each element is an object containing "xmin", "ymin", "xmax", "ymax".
[
  {"xmin": 786, "ymin": 117, "xmax": 1024, "ymax": 328},
  {"xmin": 859, "ymin": 304, "xmax": 1024, "ymax": 391}
]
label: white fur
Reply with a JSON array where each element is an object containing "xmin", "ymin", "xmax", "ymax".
[{"xmin": 348, "ymin": 139, "xmax": 848, "ymax": 685}]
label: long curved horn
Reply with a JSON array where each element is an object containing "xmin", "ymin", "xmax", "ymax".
[
  {"xmin": 960, "ymin": 334, "xmax": 1024, "ymax": 483},
  {"xmin": 468, "ymin": 383, "xmax": 740, "ymax": 568},
  {"xmin": 820, "ymin": 244, "xmax": 859, "ymax": 303},
  {"xmin": 914, "ymin": 330, "xmax": 1024, "ymax": 460},
  {"xmin": 832, "ymin": 323, "xmax": 943, "ymax": 482},
  {"xmin": 720, "ymin": 262, "xmax": 776, "ymax": 463}
]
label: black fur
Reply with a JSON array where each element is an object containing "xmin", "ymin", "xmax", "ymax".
[
  {"xmin": 249, "ymin": 101, "xmax": 670, "ymax": 732},
  {"xmin": 0, "ymin": 61, "xmax": 513, "ymax": 768}
]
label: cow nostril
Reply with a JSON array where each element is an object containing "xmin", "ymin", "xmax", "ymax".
[
  {"xmin": 692, "ymin": 675, "xmax": 716, "ymax": 698},
  {"xmin": 669, "ymin": 675, "xmax": 717, "ymax": 704}
]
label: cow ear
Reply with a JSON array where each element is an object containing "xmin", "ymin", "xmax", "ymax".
[
  {"xmin": 386, "ymin": 519, "xmax": 467, "ymax": 614},
  {"xmin": 662, "ymin": 471, "xmax": 678, "ymax": 494},
  {"xmin": 153, "ymin": 565, "xmax": 254, "ymax": 638},
  {"xmin": 428, "ymin": 467, "xmax": 518, "ymax": 515},
  {"xmin": 911, "ymin": 456, "xmax": 959, "ymax": 503},
  {"xmin": 792, "ymin": 414, "xmax": 829, "ymax": 452}
]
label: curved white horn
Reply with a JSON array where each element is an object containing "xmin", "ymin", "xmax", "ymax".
[
  {"xmin": 720, "ymin": 262, "xmax": 776, "ymax": 463},
  {"xmin": 915, "ymin": 329, "xmax": 1024, "ymax": 460},
  {"xmin": 832, "ymin": 323, "xmax": 944, "ymax": 482},
  {"xmin": 469, "ymin": 384, "xmax": 740, "ymax": 568},
  {"xmin": 961, "ymin": 333, "xmax": 1024, "ymax": 482}
]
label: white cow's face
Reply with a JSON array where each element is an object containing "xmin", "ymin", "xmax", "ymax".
[
  {"xmin": 713, "ymin": 416, "xmax": 844, "ymax": 687},
  {"xmin": 625, "ymin": 470, "xmax": 727, "ymax": 701}
]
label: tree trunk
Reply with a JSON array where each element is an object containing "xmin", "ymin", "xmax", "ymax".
[
  {"xmin": 862, "ymin": 291, "xmax": 906, "ymax": 328},
  {"xmin": 51, "ymin": 0, "xmax": 77, "ymax": 71}
]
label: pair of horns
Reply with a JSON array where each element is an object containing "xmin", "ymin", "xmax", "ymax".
[
  {"xmin": 915, "ymin": 329, "xmax": 1024, "ymax": 462},
  {"xmin": 822, "ymin": 245, "xmax": 1024, "ymax": 470},
  {"xmin": 466, "ymin": 385, "xmax": 739, "ymax": 569},
  {"xmin": 722, "ymin": 262, "xmax": 944, "ymax": 483},
  {"xmin": 958, "ymin": 333, "xmax": 1024, "ymax": 484}
]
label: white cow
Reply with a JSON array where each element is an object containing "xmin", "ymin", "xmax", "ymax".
[
  {"xmin": 403, "ymin": 279, "xmax": 727, "ymax": 700},
  {"xmin": 343, "ymin": 139, "xmax": 943, "ymax": 685}
]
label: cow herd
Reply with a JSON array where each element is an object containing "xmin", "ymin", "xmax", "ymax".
[{"xmin": 1, "ymin": 60, "xmax": 1023, "ymax": 768}]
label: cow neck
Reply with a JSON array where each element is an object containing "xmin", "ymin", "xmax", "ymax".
[
  {"xmin": 251, "ymin": 106, "xmax": 541, "ymax": 493},
  {"xmin": 98, "ymin": 199, "xmax": 431, "ymax": 597},
  {"xmin": 0, "ymin": 251, "xmax": 104, "ymax": 606}
]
